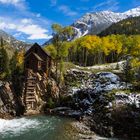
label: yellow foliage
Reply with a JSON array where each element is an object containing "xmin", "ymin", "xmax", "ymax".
[
  {"xmin": 126, "ymin": 21, "xmax": 131, "ymax": 25},
  {"xmin": 16, "ymin": 50, "xmax": 24, "ymax": 67},
  {"xmin": 44, "ymin": 34, "xmax": 140, "ymax": 67},
  {"xmin": 131, "ymin": 58, "xmax": 140, "ymax": 68},
  {"xmin": 44, "ymin": 44, "xmax": 57, "ymax": 59}
]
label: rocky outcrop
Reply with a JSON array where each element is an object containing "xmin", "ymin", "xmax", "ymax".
[
  {"xmin": 89, "ymin": 91, "xmax": 140, "ymax": 138},
  {"xmin": 65, "ymin": 69, "xmax": 131, "ymax": 95},
  {"xmin": 62, "ymin": 69, "xmax": 140, "ymax": 139},
  {"xmin": 54, "ymin": 70, "xmax": 131, "ymax": 118},
  {"xmin": 0, "ymin": 70, "xmax": 60, "ymax": 118},
  {"xmin": 0, "ymin": 81, "xmax": 16, "ymax": 118},
  {"xmin": 22, "ymin": 70, "xmax": 60, "ymax": 115}
]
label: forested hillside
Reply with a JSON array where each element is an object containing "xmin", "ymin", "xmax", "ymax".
[
  {"xmin": 99, "ymin": 16, "xmax": 140, "ymax": 36},
  {"xmin": 43, "ymin": 24, "xmax": 140, "ymax": 100},
  {"xmin": 0, "ymin": 38, "xmax": 24, "ymax": 80},
  {"xmin": 0, "ymin": 30, "xmax": 31, "ymax": 59},
  {"xmin": 45, "ymin": 34, "xmax": 140, "ymax": 66}
]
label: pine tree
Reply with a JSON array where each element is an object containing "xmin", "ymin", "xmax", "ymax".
[
  {"xmin": 9, "ymin": 51, "xmax": 18, "ymax": 74},
  {"xmin": 0, "ymin": 38, "xmax": 9, "ymax": 79},
  {"xmin": 122, "ymin": 56, "xmax": 134, "ymax": 88}
]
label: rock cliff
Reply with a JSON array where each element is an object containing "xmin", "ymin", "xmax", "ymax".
[
  {"xmin": 0, "ymin": 70, "xmax": 60, "ymax": 118},
  {"xmin": 22, "ymin": 70, "xmax": 60, "ymax": 115}
]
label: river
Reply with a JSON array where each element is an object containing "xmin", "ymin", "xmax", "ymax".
[{"xmin": 0, "ymin": 115, "xmax": 118, "ymax": 140}]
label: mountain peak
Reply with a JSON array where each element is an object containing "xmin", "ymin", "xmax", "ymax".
[
  {"xmin": 0, "ymin": 29, "xmax": 31, "ymax": 50},
  {"xmin": 72, "ymin": 7, "xmax": 140, "ymax": 39},
  {"xmin": 124, "ymin": 6, "xmax": 140, "ymax": 17}
]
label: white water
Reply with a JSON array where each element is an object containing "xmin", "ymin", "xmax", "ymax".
[
  {"xmin": 0, "ymin": 118, "xmax": 41, "ymax": 137},
  {"xmin": 0, "ymin": 116, "xmax": 119, "ymax": 140},
  {"xmin": 0, "ymin": 116, "xmax": 76, "ymax": 140}
]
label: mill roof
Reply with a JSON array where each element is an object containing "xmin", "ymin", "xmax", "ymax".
[
  {"xmin": 25, "ymin": 43, "xmax": 51, "ymax": 58},
  {"xmin": 25, "ymin": 52, "xmax": 43, "ymax": 61}
]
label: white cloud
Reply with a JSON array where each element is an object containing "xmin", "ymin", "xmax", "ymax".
[
  {"xmin": 28, "ymin": 34, "xmax": 52, "ymax": 40},
  {"xmin": 0, "ymin": 0, "xmax": 52, "ymax": 41},
  {"xmin": 0, "ymin": 17, "xmax": 52, "ymax": 40},
  {"xmin": 14, "ymin": 32, "xmax": 22, "ymax": 37},
  {"xmin": 0, "ymin": 0, "xmax": 20, "ymax": 4},
  {"xmin": 0, "ymin": 0, "xmax": 26, "ymax": 9},
  {"xmin": 93, "ymin": 0, "xmax": 119, "ymax": 12},
  {"xmin": 0, "ymin": 22, "xmax": 16, "ymax": 30},
  {"xmin": 21, "ymin": 18, "xmax": 32, "ymax": 24},
  {"xmin": 58, "ymin": 5, "xmax": 77, "ymax": 16},
  {"xmin": 17, "ymin": 24, "xmax": 52, "ymax": 40}
]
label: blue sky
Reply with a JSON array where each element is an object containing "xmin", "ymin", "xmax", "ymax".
[{"xmin": 0, "ymin": 0, "xmax": 140, "ymax": 44}]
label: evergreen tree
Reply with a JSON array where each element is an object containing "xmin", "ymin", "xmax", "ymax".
[
  {"xmin": 122, "ymin": 56, "xmax": 134, "ymax": 88},
  {"xmin": 9, "ymin": 50, "xmax": 24, "ymax": 96},
  {"xmin": 0, "ymin": 38, "xmax": 9, "ymax": 79},
  {"xmin": 9, "ymin": 51, "xmax": 18, "ymax": 74}
]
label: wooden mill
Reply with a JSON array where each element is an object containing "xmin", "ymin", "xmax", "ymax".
[{"xmin": 23, "ymin": 43, "xmax": 52, "ymax": 112}]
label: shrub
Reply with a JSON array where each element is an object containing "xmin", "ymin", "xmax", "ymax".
[{"xmin": 46, "ymin": 97, "xmax": 55, "ymax": 109}]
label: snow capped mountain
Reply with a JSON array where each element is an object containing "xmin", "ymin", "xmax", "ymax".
[
  {"xmin": 124, "ymin": 6, "xmax": 140, "ymax": 17},
  {"xmin": 72, "ymin": 7, "xmax": 140, "ymax": 39}
]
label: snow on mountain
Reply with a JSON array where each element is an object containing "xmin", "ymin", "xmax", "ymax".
[
  {"xmin": 124, "ymin": 6, "xmax": 140, "ymax": 17},
  {"xmin": 72, "ymin": 7, "xmax": 140, "ymax": 39}
]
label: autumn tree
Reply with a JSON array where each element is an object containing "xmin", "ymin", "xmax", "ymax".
[
  {"xmin": 44, "ymin": 44, "xmax": 57, "ymax": 59},
  {"xmin": 10, "ymin": 49, "xmax": 25, "ymax": 74},
  {"xmin": 46, "ymin": 34, "xmax": 140, "ymax": 70},
  {"xmin": 50, "ymin": 24, "xmax": 74, "ymax": 83}
]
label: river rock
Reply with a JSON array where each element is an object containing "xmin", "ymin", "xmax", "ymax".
[
  {"xmin": 66, "ymin": 70, "xmax": 132, "ymax": 96},
  {"xmin": 64, "ymin": 69, "xmax": 140, "ymax": 139},
  {"xmin": 112, "ymin": 92, "xmax": 140, "ymax": 108}
]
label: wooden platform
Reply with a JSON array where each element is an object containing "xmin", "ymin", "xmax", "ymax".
[{"xmin": 22, "ymin": 69, "xmax": 38, "ymax": 111}]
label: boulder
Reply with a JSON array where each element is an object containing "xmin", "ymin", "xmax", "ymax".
[
  {"xmin": 114, "ymin": 92, "xmax": 140, "ymax": 108},
  {"xmin": 96, "ymin": 72, "xmax": 120, "ymax": 84},
  {"xmin": 67, "ymin": 71, "xmax": 132, "ymax": 95}
]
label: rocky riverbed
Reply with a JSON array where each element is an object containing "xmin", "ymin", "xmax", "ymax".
[
  {"xmin": 54, "ymin": 69, "xmax": 140, "ymax": 139},
  {"xmin": 1, "ymin": 67, "xmax": 140, "ymax": 139}
]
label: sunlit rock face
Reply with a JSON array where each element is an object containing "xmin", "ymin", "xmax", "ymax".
[
  {"xmin": 65, "ymin": 70, "xmax": 131, "ymax": 95},
  {"xmin": 0, "ymin": 71, "xmax": 60, "ymax": 118},
  {"xmin": 21, "ymin": 70, "xmax": 60, "ymax": 115},
  {"xmin": 112, "ymin": 92, "xmax": 140, "ymax": 108}
]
